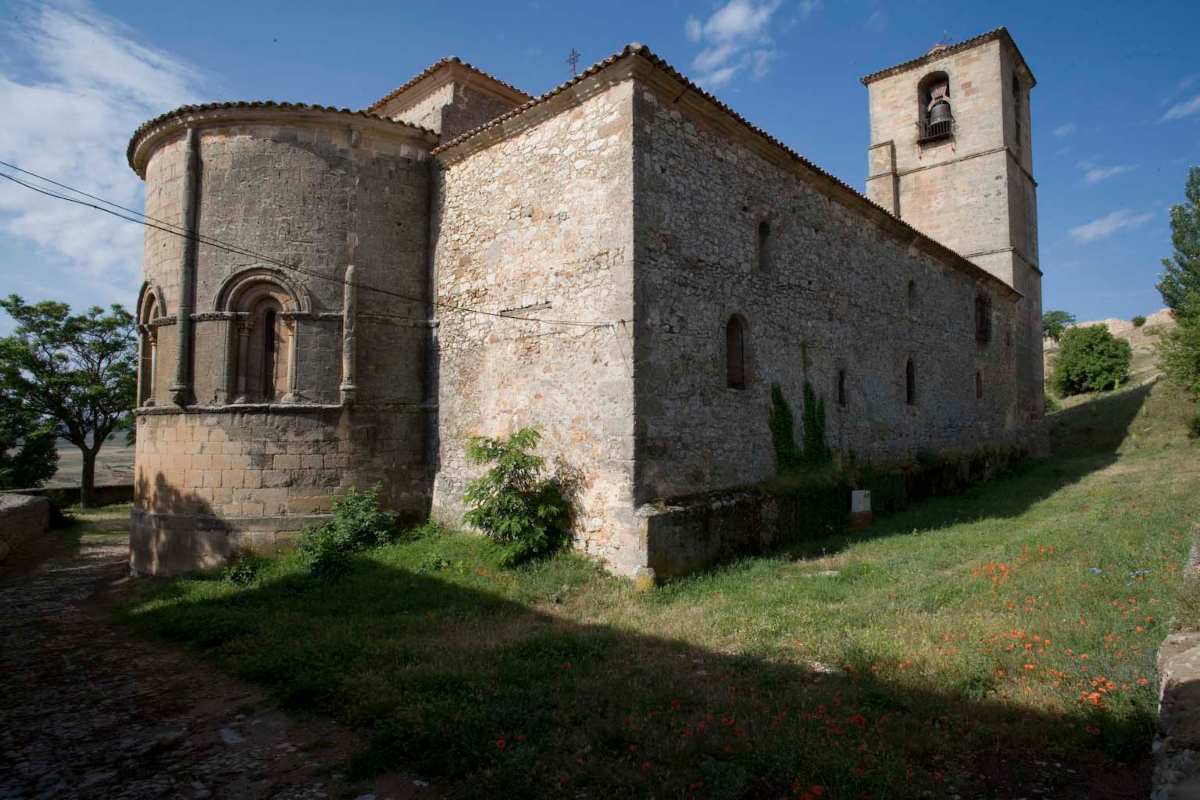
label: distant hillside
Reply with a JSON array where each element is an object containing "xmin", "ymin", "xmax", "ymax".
[{"xmin": 1044, "ymin": 308, "xmax": 1176, "ymax": 383}]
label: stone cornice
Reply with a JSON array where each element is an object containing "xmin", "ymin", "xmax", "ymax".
[
  {"xmin": 128, "ymin": 103, "xmax": 439, "ymax": 178},
  {"xmin": 860, "ymin": 28, "xmax": 1036, "ymax": 87}
]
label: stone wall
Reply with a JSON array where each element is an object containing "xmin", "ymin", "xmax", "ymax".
[
  {"xmin": 0, "ymin": 494, "xmax": 51, "ymax": 563},
  {"xmin": 430, "ymin": 80, "xmax": 640, "ymax": 572},
  {"xmin": 864, "ymin": 35, "xmax": 1044, "ymax": 431},
  {"xmin": 389, "ymin": 82, "xmax": 520, "ymax": 143},
  {"xmin": 631, "ymin": 79, "xmax": 1022, "ymax": 503},
  {"xmin": 129, "ymin": 108, "xmax": 437, "ymax": 574}
]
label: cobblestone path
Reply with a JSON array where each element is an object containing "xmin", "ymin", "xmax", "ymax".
[{"xmin": 0, "ymin": 534, "xmax": 422, "ymax": 800}]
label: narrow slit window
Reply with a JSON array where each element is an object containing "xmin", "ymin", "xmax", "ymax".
[
  {"xmin": 757, "ymin": 221, "xmax": 771, "ymax": 272},
  {"xmin": 726, "ymin": 316, "xmax": 747, "ymax": 390},
  {"xmin": 837, "ymin": 369, "xmax": 847, "ymax": 407},
  {"xmin": 975, "ymin": 370, "xmax": 983, "ymax": 399},
  {"xmin": 905, "ymin": 358, "xmax": 916, "ymax": 405}
]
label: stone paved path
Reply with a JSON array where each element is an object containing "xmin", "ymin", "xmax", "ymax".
[{"xmin": 0, "ymin": 533, "xmax": 424, "ymax": 800}]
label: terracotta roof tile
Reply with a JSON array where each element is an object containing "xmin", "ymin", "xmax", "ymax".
[
  {"xmin": 366, "ymin": 56, "xmax": 531, "ymax": 114},
  {"xmin": 432, "ymin": 43, "xmax": 1021, "ymax": 298},
  {"xmin": 126, "ymin": 101, "xmax": 435, "ymax": 173},
  {"xmin": 860, "ymin": 27, "xmax": 1035, "ymax": 86}
]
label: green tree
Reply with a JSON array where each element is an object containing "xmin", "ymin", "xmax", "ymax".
[
  {"xmin": 1041, "ymin": 310, "xmax": 1076, "ymax": 342},
  {"xmin": 0, "ymin": 296, "xmax": 136, "ymax": 507},
  {"xmin": 1158, "ymin": 167, "xmax": 1200, "ymax": 313},
  {"xmin": 0, "ymin": 386, "xmax": 58, "ymax": 489},
  {"xmin": 1050, "ymin": 325, "xmax": 1132, "ymax": 397},
  {"xmin": 1156, "ymin": 293, "xmax": 1200, "ymax": 399}
]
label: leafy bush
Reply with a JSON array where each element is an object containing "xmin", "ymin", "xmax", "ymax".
[
  {"xmin": 1157, "ymin": 293, "xmax": 1200, "ymax": 399},
  {"xmin": 222, "ymin": 554, "xmax": 266, "ymax": 585},
  {"xmin": 298, "ymin": 485, "xmax": 398, "ymax": 578},
  {"xmin": 1189, "ymin": 413, "xmax": 1200, "ymax": 440},
  {"xmin": 1044, "ymin": 393, "xmax": 1061, "ymax": 413},
  {"xmin": 463, "ymin": 428, "xmax": 569, "ymax": 566},
  {"xmin": 768, "ymin": 383, "xmax": 800, "ymax": 473},
  {"xmin": 1051, "ymin": 325, "xmax": 1132, "ymax": 397},
  {"xmin": 1132, "ymin": 315, "xmax": 1147, "ymax": 328}
]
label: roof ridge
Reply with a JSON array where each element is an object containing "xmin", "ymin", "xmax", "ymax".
[
  {"xmin": 431, "ymin": 42, "xmax": 1020, "ymax": 299},
  {"xmin": 366, "ymin": 56, "xmax": 531, "ymax": 114}
]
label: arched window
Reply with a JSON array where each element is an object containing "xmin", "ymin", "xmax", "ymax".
[
  {"xmin": 726, "ymin": 315, "xmax": 747, "ymax": 390},
  {"xmin": 905, "ymin": 358, "xmax": 916, "ymax": 405},
  {"xmin": 918, "ymin": 71, "xmax": 953, "ymax": 142},
  {"xmin": 975, "ymin": 293, "xmax": 992, "ymax": 343},
  {"xmin": 757, "ymin": 220, "xmax": 771, "ymax": 272},
  {"xmin": 228, "ymin": 283, "xmax": 295, "ymax": 403},
  {"xmin": 975, "ymin": 370, "xmax": 983, "ymax": 400},
  {"xmin": 137, "ymin": 292, "xmax": 161, "ymax": 406}
]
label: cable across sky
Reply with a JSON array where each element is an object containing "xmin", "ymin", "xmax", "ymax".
[{"xmin": 0, "ymin": 158, "xmax": 620, "ymax": 329}]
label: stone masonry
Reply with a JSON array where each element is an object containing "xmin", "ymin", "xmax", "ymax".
[{"xmin": 127, "ymin": 30, "xmax": 1043, "ymax": 577}]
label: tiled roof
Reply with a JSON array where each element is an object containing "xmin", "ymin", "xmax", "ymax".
[
  {"xmin": 860, "ymin": 27, "xmax": 1035, "ymax": 86},
  {"xmin": 366, "ymin": 56, "xmax": 532, "ymax": 114},
  {"xmin": 432, "ymin": 43, "xmax": 1021, "ymax": 298},
  {"xmin": 127, "ymin": 101, "xmax": 436, "ymax": 173}
]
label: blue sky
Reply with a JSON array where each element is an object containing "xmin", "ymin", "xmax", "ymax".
[{"xmin": 1, "ymin": 0, "xmax": 1197, "ymax": 332}]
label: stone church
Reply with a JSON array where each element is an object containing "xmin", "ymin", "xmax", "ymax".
[{"xmin": 127, "ymin": 28, "xmax": 1043, "ymax": 577}]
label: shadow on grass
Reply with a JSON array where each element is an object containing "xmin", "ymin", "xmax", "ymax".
[
  {"xmin": 124, "ymin": 555, "xmax": 1152, "ymax": 799},
  {"xmin": 780, "ymin": 381, "xmax": 1156, "ymax": 560}
]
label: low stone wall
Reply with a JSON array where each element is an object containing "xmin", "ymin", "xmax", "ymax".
[
  {"xmin": 0, "ymin": 494, "xmax": 51, "ymax": 562},
  {"xmin": 1154, "ymin": 542, "xmax": 1200, "ymax": 800},
  {"xmin": 6, "ymin": 484, "xmax": 134, "ymax": 508},
  {"xmin": 638, "ymin": 447, "xmax": 1025, "ymax": 580}
]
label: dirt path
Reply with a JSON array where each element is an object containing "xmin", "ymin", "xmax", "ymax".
[{"xmin": 0, "ymin": 533, "xmax": 424, "ymax": 800}]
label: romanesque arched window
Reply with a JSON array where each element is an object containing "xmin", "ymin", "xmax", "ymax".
[
  {"xmin": 905, "ymin": 357, "xmax": 916, "ymax": 405},
  {"xmin": 137, "ymin": 288, "xmax": 162, "ymax": 406},
  {"xmin": 726, "ymin": 315, "xmax": 747, "ymax": 390},
  {"xmin": 757, "ymin": 220, "xmax": 772, "ymax": 272},
  {"xmin": 233, "ymin": 286, "xmax": 293, "ymax": 403},
  {"xmin": 214, "ymin": 268, "xmax": 309, "ymax": 405},
  {"xmin": 918, "ymin": 71, "xmax": 953, "ymax": 142}
]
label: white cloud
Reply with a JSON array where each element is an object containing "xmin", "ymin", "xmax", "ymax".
[
  {"xmin": 683, "ymin": 0, "xmax": 784, "ymax": 88},
  {"xmin": 1053, "ymin": 123, "xmax": 1076, "ymax": 138},
  {"xmin": 1081, "ymin": 163, "xmax": 1137, "ymax": 184},
  {"xmin": 798, "ymin": 0, "xmax": 823, "ymax": 19},
  {"xmin": 0, "ymin": 2, "xmax": 207, "ymax": 308},
  {"xmin": 1163, "ymin": 94, "xmax": 1200, "ymax": 122},
  {"xmin": 1069, "ymin": 210, "xmax": 1154, "ymax": 243},
  {"xmin": 865, "ymin": 9, "xmax": 887, "ymax": 32}
]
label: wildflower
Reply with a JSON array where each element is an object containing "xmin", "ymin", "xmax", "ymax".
[
  {"xmin": 1023, "ymin": 663, "xmax": 1036, "ymax": 671},
  {"xmin": 496, "ymin": 737, "xmax": 506, "ymax": 750},
  {"xmin": 1138, "ymin": 677, "xmax": 1149, "ymax": 686},
  {"xmin": 641, "ymin": 761, "xmax": 651, "ymax": 772},
  {"xmin": 1085, "ymin": 724, "xmax": 1101, "ymax": 736}
]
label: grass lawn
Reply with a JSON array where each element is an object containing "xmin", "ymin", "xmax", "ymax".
[{"xmin": 120, "ymin": 379, "xmax": 1200, "ymax": 799}]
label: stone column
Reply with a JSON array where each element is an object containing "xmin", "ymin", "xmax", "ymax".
[
  {"xmin": 170, "ymin": 127, "xmax": 199, "ymax": 406},
  {"xmin": 233, "ymin": 320, "xmax": 252, "ymax": 404},
  {"xmin": 340, "ymin": 264, "xmax": 357, "ymax": 405}
]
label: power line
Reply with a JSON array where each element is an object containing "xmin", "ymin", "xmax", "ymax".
[{"xmin": 0, "ymin": 161, "xmax": 619, "ymax": 329}]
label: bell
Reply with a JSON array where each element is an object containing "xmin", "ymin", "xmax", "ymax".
[{"xmin": 929, "ymin": 100, "xmax": 953, "ymax": 127}]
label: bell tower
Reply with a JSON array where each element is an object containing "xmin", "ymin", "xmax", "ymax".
[{"xmin": 862, "ymin": 28, "xmax": 1043, "ymax": 430}]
